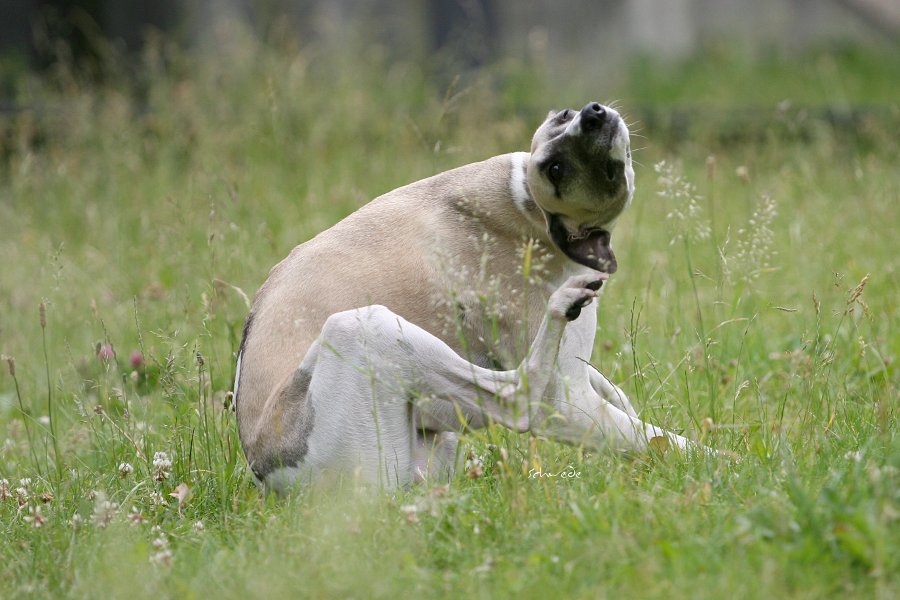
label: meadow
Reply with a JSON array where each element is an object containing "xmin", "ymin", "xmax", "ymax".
[{"xmin": 0, "ymin": 27, "xmax": 898, "ymax": 598}]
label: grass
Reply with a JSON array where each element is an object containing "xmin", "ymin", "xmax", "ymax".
[{"xmin": 1, "ymin": 25, "xmax": 898, "ymax": 599}]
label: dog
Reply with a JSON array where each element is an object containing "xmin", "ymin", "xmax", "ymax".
[{"xmin": 234, "ymin": 102, "xmax": 698, "ymax": 491}]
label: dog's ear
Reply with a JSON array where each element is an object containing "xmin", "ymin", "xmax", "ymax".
[{"xmin": 547, "ymin": 110, "xmax": 557, "ymax": 120}]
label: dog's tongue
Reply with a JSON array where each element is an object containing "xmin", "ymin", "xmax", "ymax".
[{"xmin": 548, "ymin": 214, "xmax": 618, "ymax": 273}]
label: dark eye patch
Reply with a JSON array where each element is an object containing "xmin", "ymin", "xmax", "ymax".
[{"xmin": 547, "ymin": 160, "xmax": 565, "ymax": 186}]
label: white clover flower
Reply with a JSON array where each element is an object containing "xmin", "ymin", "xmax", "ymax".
[
  {"xmin": 152, "ymin": 535, "xmax": 169, "ymax": 551},
  {"xmin": 129, "ymin": 506, "xmax": 146, "ymax": 525},
  {"xmin": 400, "ymin": 504, "xmax": 419, "ymax": 524},
  {"xmin": 118, "ymin": 462, "xmax": 134, "ymax": 478},
  {"xmin": 71, "ymin": 513, "xmax": 84, "ymax": 528},
  {"xmin": 150, "ymin": 490, "xmax": 169, "ymax": 507},
  {"xmin": 24, "ymin": 505, "xmax": 47, "ymax": 528},
  {"xmin": 150, "ymin": 549, "xmax": 173, "ymax": 566},
  {"xmin": 192, "ymin": 520, "xmax": 205, "ymax": 532},
  {"xmin": 15, "ymin": 486, "xmax": 29, "ymax": 505},
  {"xmin": 92, "ymin": 493, "xmax": 118, "ymax": 528},
  {"xmin": 464, "ymin": 452, "xmax": 484, "ymax": 479},
  {"xmin": 19, "ymin": 477, "xmax": 32, "ymax": 489},
  {"xmin": 0, "ymin": 479, "xmax": 11, "ymax": 501},
  {"xmin": 152, "ymin": 452, "xmax": 172, "ymax": 481}
]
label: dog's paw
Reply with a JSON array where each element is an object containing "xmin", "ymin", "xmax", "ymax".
[{"xmin": 549, "ymin": 272, "xmax": 608, "ymax": 321}]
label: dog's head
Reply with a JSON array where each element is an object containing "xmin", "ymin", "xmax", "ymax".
[{"xmin": 527, "ymin": 102, "xmax": 634, "ymax": 274}]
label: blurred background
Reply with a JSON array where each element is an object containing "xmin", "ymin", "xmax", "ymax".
[
  {"xmin": 2, "ymin": 0, "xmax": 899, "ymax": 72},
  {"xmin": 0, "ymin": 0, "xmax": 898, "ymax": 157}
]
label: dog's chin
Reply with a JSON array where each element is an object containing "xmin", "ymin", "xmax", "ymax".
[{"xmin": 547, "ymin": 213, "xmax": 618, "ymax": 274}]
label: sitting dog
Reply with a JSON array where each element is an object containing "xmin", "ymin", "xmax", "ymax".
[{"xmin": 234, "ymin": 102, "xmax": 698, "ymax": 491}]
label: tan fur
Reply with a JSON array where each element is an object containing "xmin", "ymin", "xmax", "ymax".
[{"xmin": 236, "ymin": 154, "xmax": 567, "ymax": 465}]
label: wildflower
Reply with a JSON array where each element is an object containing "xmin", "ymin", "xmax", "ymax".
[
  {"xmin": 15, "ymin": 486, "xmax": 29, "ymax": 505},
  {"xmin": 400, "ymin": 504, "xmax": 419, "ymax": 524},
  {"xmin": 93, "ymin": 494, "xmax": 118, "ymax": 528},
  {"xmin": 19, "ymin": 477, "xmax": 32, "ymax": 488},
  {"xmin": 118, "ymin": 462, "xmax": 134, "ymax": 479},
  {"xmin": 736, "ymin": 165, "xmax": 750, "ymax": 183},
  {"xmin": 40, "ymin": 491, "xmax": 54, "ymax": 503},
  {"xmin": 24, "ymin": 505, "xmax": 47, "ymax": 528},
  {"xmin": 129, "ymin": 507, "xmax": 146, "ymax": 525},
  {"xmin": 97, "ymin": 344, "xmax": 115, "ymax": 361},
  {"xmin": 0, "ymin": 479, "xmax": 11, "ymax": 501},
  {"xmin": 150, "ymin": 490, "xmax": 169, "ymax": 507},
  {"xmin": 655, "ymin": 160, "xmax": 711, "ymax": 244},
  {"xmin": 726, "ymin": 193, "xmax": 778, "ymax": 283},
  {"xmin": 129, "ymin": 351, "xmax": 144, "ymax": 369},
  {"xmin": 38, "ymin": 416, "xmax": 50, "ymax": 426},
  {"xmin": 192, "ymin": 520, "xmax": 205, "ymax": 532},
  {"xmin": 152, "ymin": 535, "xmax": 169, "ymax": 551},
  {"xmin": 153, "ymin": 451, "xmax": 172, "ymax": 481},
  {"xmin": 70, "ymin": 513, "xmax": 84, "ymax": 528},
  {"xmin": 150, "ymin": 549, "xmax": 173, "ymax": 567},
  {"xmin": 465, "ymin": 451, "xmax": 484, "ymax": 479}
]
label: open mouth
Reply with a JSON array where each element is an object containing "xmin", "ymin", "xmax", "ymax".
[{"xmin": 548, "ymin": 214, "xmax": 617, "ymax": 274}]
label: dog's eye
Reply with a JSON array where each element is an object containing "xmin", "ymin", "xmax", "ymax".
[{"xmin": 548, "ymin": 161, "xmax": 565, "ymax": 185}]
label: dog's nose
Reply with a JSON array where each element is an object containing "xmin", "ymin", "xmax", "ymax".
[{"xmin": 579, "ymin": 102, "xmax": 607, "ymax": 130}]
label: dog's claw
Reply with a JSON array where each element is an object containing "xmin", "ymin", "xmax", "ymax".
[
  {"xmin": 564, "ymin": 296, "xmax": 593, "ymax": 321},
  {"xmin": 565, "ymin": 305, "xmax": 583, "ymax": 321}
]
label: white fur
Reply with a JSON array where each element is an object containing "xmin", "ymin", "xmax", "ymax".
[
  {"xmin": 509, "ymin": 151, "xmax": 531, "ymax": 214},
  {"xmin": 232, "ymin": 352, "xmax": 242, "ymax": 399}
]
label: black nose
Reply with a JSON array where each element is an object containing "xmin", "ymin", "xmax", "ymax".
[{"xmin": 579, "ymin": 102, "xmax": 606, "ymax": 130}]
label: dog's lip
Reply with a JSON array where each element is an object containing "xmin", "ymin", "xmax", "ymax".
[{"xmin": 546, "ymin": 213, "xmax": 618, "ymax": 274}]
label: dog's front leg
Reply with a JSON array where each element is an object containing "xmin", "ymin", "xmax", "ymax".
[
  {"xmin": 414, "ymin": 271, "xmax": 608, "ymax": 432},
  {"xmin": 490, "ymin": 271, "xmax": 610, "ymax": 428},
  {"xmin": 531, "ymin": 304, "xmax": 703, "ymax": 453}
]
